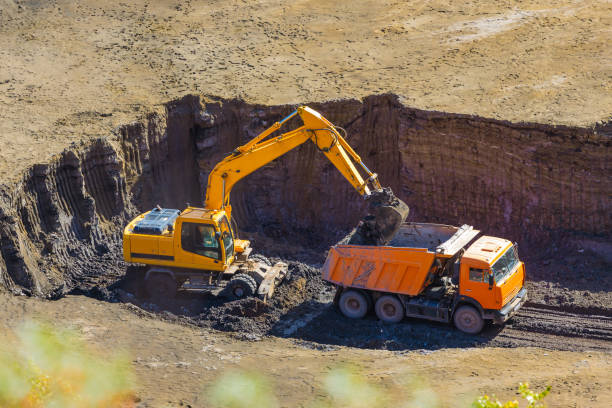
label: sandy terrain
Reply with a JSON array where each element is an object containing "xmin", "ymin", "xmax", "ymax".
[
  {"xmin": 1, "ymin": 294, "xmax": 611, "ymax": 407},
  {"xmin": 0, "ymin": 0, "xmax": 611, "ymax": 183},
  {"xmin": 1, "ymin": 1, "xmax": 611, "ymax": 406}
]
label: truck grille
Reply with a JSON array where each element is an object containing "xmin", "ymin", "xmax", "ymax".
[{"xmin": 503, "ymin": 286, "xmax": 519, "ymax": 306}]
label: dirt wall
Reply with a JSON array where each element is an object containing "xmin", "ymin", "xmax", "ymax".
[{"xmin": 0, "ymin": 94, "xmax": 609, "ymax": 296}]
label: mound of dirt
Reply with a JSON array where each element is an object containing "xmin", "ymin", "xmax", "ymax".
[
  {"xmin": 195, "ymin": 261, "xmax": 334, "ymax": 335},
  {"xmin": 85, "ymin": 260, "xmax": 335, "ymax": 338}
]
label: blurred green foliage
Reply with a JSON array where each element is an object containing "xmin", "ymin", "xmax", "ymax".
[
  {"xmin": 207, "ymin": 366, "xmax": 551, "ymax": 408},
  {"xmin": 0, "ymin": 319, "xmax": 552, "ymax": 408},
  {"xmin": 0, "ymin": 320, "xmax": 134, "ymax": 407},
  {"xmin": 472, "ymin": 383, "xmax": 551, "ymax": 408},
  {"xmin": 208, "ymin": 370, "xmax": 278, "ymax": 408}
]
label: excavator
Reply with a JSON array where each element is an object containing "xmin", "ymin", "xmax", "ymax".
[{"xmin": 122, "ymin": 106, "xmax": 409, "ymax": 301}]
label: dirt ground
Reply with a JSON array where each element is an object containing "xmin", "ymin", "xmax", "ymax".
[
  {"xmin": 1, "ymin": 1, "xmax": 611, "ymax": 406},
  {"xmin": 1, "ymin": 294, "xmax": 611, "ymax": 407},
  {"xmin": 1, "ymin": 0, "xmax": 611, "ymax": 183}
]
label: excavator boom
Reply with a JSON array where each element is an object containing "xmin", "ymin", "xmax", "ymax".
[
  {"xmin": 205, "ymin": 107, "xmax": 381, "ymax": 215},
  {"xmin": 204, "ymin": 106, "xmax": 408, "ymax": 244}
]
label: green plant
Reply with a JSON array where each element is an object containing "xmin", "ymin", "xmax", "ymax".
[
  {"xmin": 472, "ymin": 383, "xmax": 551, "ymax": 408},
  {"xmin": 207, "ymin": 366, "xmax": 552, "ymax": 408},
  {"xmin": 322, "ymin": 367, "xmax": 385, "ymax": 408},
  {"xmin": 0, "ymin": 320, "xmax": 134, "ymax": 407},
  {"xmin": 208, "ymin": 370, "xmax": 278, "ymax": 408}
]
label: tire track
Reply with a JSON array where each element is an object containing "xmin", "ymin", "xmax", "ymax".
[{"xmin": 492, "ymin": 303, "xmax": 612, "ymax": 352}]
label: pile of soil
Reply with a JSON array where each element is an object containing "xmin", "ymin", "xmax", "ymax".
[{"xmin": 195, "ymin": 261, "xmax": 334, "ymax": 337}]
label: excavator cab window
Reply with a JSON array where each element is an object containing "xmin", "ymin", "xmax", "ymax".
[
  {"xmin": 218, "ymin": 216, "xmax": 234, "ymax": 262},
  {"xmin": 181, "ymin": 222, "xmax": 221, "ymax": 260}
]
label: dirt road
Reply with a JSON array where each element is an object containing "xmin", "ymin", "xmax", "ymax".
[
  {"xmin": 1, "ymin": 293, "xmax": 611, "ymax": 407},
  {"xmin": 63, "ymin": 258, "xmax": 605, "ymax": 353},
  {"xmin": 1, "ymin": 0, "xmax": 611, "ymax": 183}
]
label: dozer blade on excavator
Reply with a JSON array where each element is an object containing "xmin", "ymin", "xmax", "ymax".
[
  {"xmin": 230, "ymin": 258, "xmax": 288, "ymax": 303},
  {"xmin": 343, "ymin": 187, "xmax": 410, "ymax": 246}
]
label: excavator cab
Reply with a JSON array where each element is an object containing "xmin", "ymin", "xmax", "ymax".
[
  {"xmin": 181, "ymin": 223, "xmax": 222, "ymax": 261},
  {"xmin": 123, "ymin": 207, "xmax": 235, "ymax": 271}
]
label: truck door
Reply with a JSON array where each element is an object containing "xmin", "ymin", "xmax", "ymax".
[{"xmin": 460, "ymin": 266, "xmax": 495, "ymax": 309}]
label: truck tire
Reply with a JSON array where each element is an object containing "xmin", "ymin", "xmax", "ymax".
[
  {"xmin": 375, "ymin": 295, "xmax": 404, "ymax": 323},
  {"xmin": 145, "ymin": 273, "xmax": 177, "ymax": 298},
  {"xmin": 453, "ymin": 305, "xmax": 484, "ymax": 334},
  {"xmin": 226, "ymin": 274, "xmax": 257, "ymax": 300},
  {"xmin": 338, "ymin": 290, "xmax": 369, "ymax": 319}
]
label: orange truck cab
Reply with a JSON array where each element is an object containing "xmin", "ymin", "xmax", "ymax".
[{"xmin": 322, "ymin": 223, "xmax": 527, "ymax": 334}]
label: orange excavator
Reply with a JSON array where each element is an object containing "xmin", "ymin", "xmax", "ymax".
[{"xmin": 122, "ymin": 106, "xmax": 409, "ymax": 301}]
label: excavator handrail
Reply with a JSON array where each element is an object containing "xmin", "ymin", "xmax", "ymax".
[{"xmin": 204, "ymin": 106, "xmax": 383, "ymax": 221}]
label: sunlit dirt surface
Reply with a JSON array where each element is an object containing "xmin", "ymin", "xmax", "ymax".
[{"xmin": 1, "ymin": 0, "xmax": 611, "ymax": 182}]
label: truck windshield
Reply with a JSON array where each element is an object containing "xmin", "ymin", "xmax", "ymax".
[
  {"xmin": 219, "ymin": 216, "xmax": 234, "ymax": 262},
  {"xmin": 492, "ymin": 245, "xmax": 520, "ymax": 284}
]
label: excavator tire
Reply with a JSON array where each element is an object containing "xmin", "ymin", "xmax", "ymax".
[{"xmin": 226, "ymin": 273, "xmax": 258, "ymax": 300}]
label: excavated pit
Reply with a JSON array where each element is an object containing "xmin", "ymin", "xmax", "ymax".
[{"xmin": 0, "ymin": 94, "xmax": 610, "ymax": 351}]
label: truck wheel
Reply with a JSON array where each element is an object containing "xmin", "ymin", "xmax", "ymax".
[
  {"xmin": 226, "ymin": 274, "xmax": 257, "ymax": 300},
  {"xmin": 375, "ymin": 295, "xmax": 404, "ymax": 323},
  {"xmin": 145, "ymin": 273, "xmax": 177, "ymax": 298},
  {"xmin": 338, "ymin": 290, "xmax": 369, "ymax": 319},
  {"xmin": 453, "ymin": 305, "xmax": 484, "ymax": 334}
]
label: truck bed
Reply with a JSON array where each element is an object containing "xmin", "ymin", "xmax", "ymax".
[
  {"xmin": 322, "ymin": 223, "xmax": 480, "ymax": 296},
  {"xmin": 388, "ymin": 223, "xmax": 479, "ymax": 256}
]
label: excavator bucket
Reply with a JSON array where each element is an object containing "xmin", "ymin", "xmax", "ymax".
[{"xmin": 343, "ymin": 188, "xmax": 410, "ymax": 246}]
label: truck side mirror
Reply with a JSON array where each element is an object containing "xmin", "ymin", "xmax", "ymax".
[{"xmin": 488, "ymin": 274, "xmax": 494, "ymax": 289}]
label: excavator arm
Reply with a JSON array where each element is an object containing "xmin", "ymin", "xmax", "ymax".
[
  {"xmin": 204, "ymin": 106, "xmax": 382, "ymax": 219},
  {"xmin": 204, "ymin": 106, "xmax": 409, "ymax": 245}
]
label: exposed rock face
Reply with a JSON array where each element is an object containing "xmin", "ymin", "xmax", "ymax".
[{"xmin": 0, "ymin": 94, "xmax": 609, "ymax": 296}]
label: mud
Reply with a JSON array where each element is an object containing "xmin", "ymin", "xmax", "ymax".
[
  {"xmin": 0, "ymin": 94, "xmax": 610, "ymax": 352},
  {"xmin": 78, "ymin": 255, "xmax": 611, "ymax": 353}
]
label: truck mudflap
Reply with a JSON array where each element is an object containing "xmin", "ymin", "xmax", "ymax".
[{"xmin": 492, "ymin": 288, "xmax": 527, "ymax": 325}]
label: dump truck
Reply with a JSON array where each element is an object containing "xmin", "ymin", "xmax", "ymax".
[
  {"xmin": 323, "ymin": 223, "xmax": 527, "ymax": 333},
  {"xmin": 123, "ymin": 106, "xmax": 409, "ymax": 302}
]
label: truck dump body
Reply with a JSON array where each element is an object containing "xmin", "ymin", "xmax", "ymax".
[
  {"xmin": 323, "ymin": 246, "xmax": 435, "ymax": 296},
  {"xmin": 323, "ymin": 223, "xmax": 479, "ymax": 296}
]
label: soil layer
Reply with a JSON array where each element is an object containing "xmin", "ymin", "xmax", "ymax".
[
  {"xmin": 1, "ymin": 0, "xmax": 611, "ymax": 184},
  {"xmin": 0, "ymin": 95, "xmax": 609, "ymax": 356}
]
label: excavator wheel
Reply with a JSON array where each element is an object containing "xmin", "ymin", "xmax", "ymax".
[
  {"xmin": 338, "ymin": 290, "xmax": 369, "ymax": 319},
  {"xmin": 226, "ymin": 273, "xmax": 258, "ymax": 300}
]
